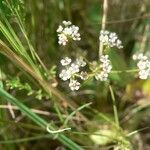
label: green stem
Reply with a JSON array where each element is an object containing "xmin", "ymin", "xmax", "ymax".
[
  {"xmin": 83, "ymin": 68, "xmax": 139, "ymax": 85},
  {"xmin": 63, "ymin": 102, "xmax": 92, "ymax": 127},
  {"xmin": 0, "ymin": 68, "xmax": 3, "ymax": 88},
  {"xmin": 111, "ymin": 69, "xmax": 139, "ymax": 74},
  {"xmin": 109, "ymin": 85, "xmax": 120, "ymax": 127},
  {"xmin": 0, "ymin": 134, "xmax": 51, "ymax": 144}
]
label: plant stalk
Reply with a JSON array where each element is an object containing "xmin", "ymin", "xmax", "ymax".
[
  {"xmin": 109, "ymin": 85, "xmax": 120, "ymax": 127},
  {"xmin": 99, "ymin": 0, "xmax": 108, "ymax": 57}
]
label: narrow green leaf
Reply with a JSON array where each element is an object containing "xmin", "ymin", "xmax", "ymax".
[{"xmin": 0, "ymin": 88, "xmax": 83, "ymax": 150}]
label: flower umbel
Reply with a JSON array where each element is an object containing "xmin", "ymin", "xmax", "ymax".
[
  {"xmin": 132, "ymin": 53, "xmax": 150, "ymax": 79},
  {"xmin": 60, "ymin": 57, "xmax": 72, "ymax": 66},
  {"xmin": 57, "ymin": 21, "xmax": 81, "ymax": 46},
  {"xmin": 59, "ymin": 55, "xmax": 113, "ymax": 90},
  {"xmin": 99, "ymin": 30, "xmax": 123, "ymax": 49},
  {"xmin": 69, "ymin": 79, "xmax": 80, "ymax": 91},
  {"xmin": 59, "ymin": 57, "xmax": 87, "ymax": 91},
  {"xmin": 95, "ymin": 55, "xmax": 112, "ymax": 81}
]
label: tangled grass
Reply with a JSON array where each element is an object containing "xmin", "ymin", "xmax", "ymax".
[{"xmin": 0, "ymin": 0, "xmax": 150, "ymax": 150}]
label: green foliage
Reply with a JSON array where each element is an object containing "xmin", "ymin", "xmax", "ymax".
[
  {"xmin": 0, "ymin": 0, "xmax": 150, "ymax": 149},
  {"xmin": 6, "ymin": 77, "xmax": 49, "ymax": 100},
  {"xmin": 0, "ymin": 87, "xmax": 83, "ymax": 150}
]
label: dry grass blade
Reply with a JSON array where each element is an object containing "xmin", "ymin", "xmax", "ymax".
[{"xmin": 0, "ymin": 40, "xmax": 87, "ymax": 121}]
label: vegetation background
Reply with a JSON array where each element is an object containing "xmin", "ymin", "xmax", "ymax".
[{"xmin": 0, "ymin": 0, "xmax": 150, "ymax": 149}]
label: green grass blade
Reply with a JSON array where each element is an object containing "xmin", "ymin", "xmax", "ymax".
[
  {"xmin": 0, "ymin": 88, "xmax": 83, "ymax": 150},
  {"xmin": 0, "ymin": 134, "xmax": 51, "ymax": 144},
  {"xmin": 63, "ymin": 102, "xmax": 92, "ymax": 127}
]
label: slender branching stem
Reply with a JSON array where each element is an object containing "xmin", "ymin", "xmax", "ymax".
[
  {"xmin": 0, "ymin": 40, "xmax": 87, "ymax": 122},
  {"xmin": 109, "ymin": 85, "xmax": 120, "ymax": 127},
  {"xmin": 111, "ymin": 69, "xmax": 139, "ymax": 74},
  {"xmin": 99, "ymin": 0, "xmax": 108, "ymax": 57}
]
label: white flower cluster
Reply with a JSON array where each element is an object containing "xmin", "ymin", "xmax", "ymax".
[
  {"xmin": 57, "ymin": 21, "xmax": 81, "ymax": 46},
  {"xmin": 99, "ymin": 30, "xmax": 123, "ymax": 49},
  {"xmin": 133, "ymin": 53, "xmax": 150, "ymax": 79},
  {"xmin": 59, "ymin": 57, "xmax": 87, "ymax": 91},
  {"xmin": 95, "ymin": 55, "xmax": 112, "ymax": 81}
]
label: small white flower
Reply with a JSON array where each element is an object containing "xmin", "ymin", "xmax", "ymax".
[
  {"xmin": 57, "ymin": 25, "xmax": 63, "ymax": 33},
  {"xmin": 62, "ymin": 20, "xmax": 72, "ymax": 26},
  {"xmin": 75, "ymin": 57, "xmax": 86, "ymax": 67},
  {"xmin": 69, "ymin": 80, "xmax": 80, "ymax": 91},
  {"xmin": 59, "ymin": 69, "xmax": 71, "ymax": 81},
  {"xmin": 95, "ymin": 71, "xmax": 108, "ymax": 81},
  {"xmin": 103, "ymin": 64, "xmax": 112, "ymax": 72},
  {"xmin": 133, "ymin": 53, "xmax": 148, "ymax": 60},
  {"xmin": 132, "ymin": 54, "xmax": 137, "ymax": 60},
  {"xmin": 58, "ymin": 34, "xmax": 68, "ymax": 45},
  {"xmin": 71, "ymin": 25, "xmax": 81, "ymax": 41},
  {"xmin": 139, "ymin": 70, "xmax": 149, "ymax": 80},
  {"xmin": 95, "ymin": 55, "xmax": 112, "ymax": 81},
  {"xmin": 60, "ymin": 57, "xmax": 72, "ymax": 66},
  {"xmin": 137, "ymin": 53, "xmax": 145, "ymax": 60},
  {"xmin": 63, "ymin": 27, "xmax": 72, "ymax": 35},
  {"xmin": 99, "ymin": 55, "xmax": 109, "ymax": 63},
  {"xmin": 137, "ymin": 60, "xmax": 148, "ymax": 70},
  {"xmin": 69, "ymin": 63, "xmax": 80, "ymax": 74},
  {"xmin": 80, "ymin": 71, "xmax": 88, "ymax": 80},
  {"xmin": 116, "ymin": 39, "xmax": 123, "ymax": 49},
  {"xmin": 109, "ymin": 32, "xmax": 117, "ymax": 38}
]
